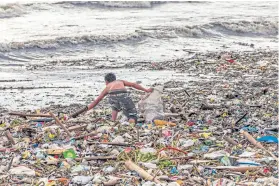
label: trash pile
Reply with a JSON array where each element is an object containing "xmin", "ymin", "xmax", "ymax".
[{"xmin": 0, "ymin": 50, "xmax": 278, "ymax": 185}]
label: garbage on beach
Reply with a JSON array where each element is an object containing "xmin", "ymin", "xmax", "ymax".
[{"xmin": 0, "ymin": 50, "xmax": 278, "ymax": 185}]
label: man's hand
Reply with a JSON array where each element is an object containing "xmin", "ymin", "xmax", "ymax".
[
  {"xmin": 146, "ymin": 88, "xmax": 154, "ymax": 93},
  {"xmin": 70, "ymin": 106, "xmax": 88, "ymax": 118}
]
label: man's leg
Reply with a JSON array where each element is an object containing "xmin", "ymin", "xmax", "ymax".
[
  {"xmin": 121, "ymin": 94, "xmax": 137, "ymax": 124},
  {"xmin": 111, "ymin": 110, "xmax": 118, "ymax": 121}
]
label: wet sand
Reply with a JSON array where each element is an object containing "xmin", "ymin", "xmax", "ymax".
[{"xmin": 0, "ymin": 49, "xmax": 277, "ymax": 115}]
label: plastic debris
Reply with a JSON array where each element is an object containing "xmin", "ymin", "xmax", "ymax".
[
  {"xmin": 72, "ymin": 176, "xmax": 93, "ymax": 184},
  {"xmin": 0, "ymin": 49, "xmax": 278, "ymax": 185},
  {"xmin": 9, "ymin": 166, "xmax": 36, "ymax": 176},
  {"xmin": 138, "ymin": 86, "xmax": 164, "ymax": 122},
  {"xmin": 257, "ymin": 136, "xmax": 278, "ymax": 143}
]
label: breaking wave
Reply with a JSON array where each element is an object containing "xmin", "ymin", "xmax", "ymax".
[
  {"xmin": 0, "ymin": 1, "xmax": 169, "ymax": 19},
  {"xmin": 161, "ymin": 20, "xmax": 279, "ymax": 37},
  {"xmin": 0, "ymin": 3, "xmax": 25, "ymax": 18},
  {"xmin": 0, "ymin": 1, "xmax": 211, "ymax": 19},
  {"xmin": 55, "ymin": 1, "xmax": 166, "ymax": 8},
  {"xmin": 0, "ymin": 20, "xmax": 277, "ymax": 52}
]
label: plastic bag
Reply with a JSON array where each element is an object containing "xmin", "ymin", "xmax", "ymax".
[
  {"xmin": 257, "ymin": 136, "xmax": 278, "ymax": 143},
  {"xmin": 9, "ymin": 166, "xmax": 35, "ymax": 176},
  {"xmin": 138, "ymin": 86, "xmax": 164, "ymax": 122},
  {"xmin": 72, "ymin": 176, "xmax": 92, "ymax": 184}
]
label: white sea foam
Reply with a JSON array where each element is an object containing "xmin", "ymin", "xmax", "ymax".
[
  {"xmin": 1, "ymin": 20, "xmax": 277, "ymax": 52},
  {"xmin": 0, "ymin": 3, "xmax": 25, "ymax": 18}
]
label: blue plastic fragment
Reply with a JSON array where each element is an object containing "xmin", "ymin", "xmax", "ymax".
[
  {"xmin": 29, "ymin": 118, "xmax": 53, "ymax": 123},
  {"xmin": 170, "ymin": 167, "xmax": 179, "ymax": 174},
  {"xmin": 239, "ymin": 162, "xmax": 261, "ymax": 166},
  {"xmin": 241, "ymin": 126, "xmax": 258, "ymax": 132},
  {"xmin": 257, "ymin": 136, "xmax": 278, "ymax": 143}
]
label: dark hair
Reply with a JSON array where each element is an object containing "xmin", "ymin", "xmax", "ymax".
[{"xmin": 105, "ymin": 73, "xmax": 116, "ymax": 83}]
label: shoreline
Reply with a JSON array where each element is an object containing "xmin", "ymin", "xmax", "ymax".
[{"xmin": 1, "ymin": 49, "xmax": 277, "ymax": 118}]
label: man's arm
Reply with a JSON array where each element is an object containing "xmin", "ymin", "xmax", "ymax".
[
  {"xmin": 122, "ymin": 80, "xmax": 152, "ymax": 92},
  {"xmin": 87, "ymin": 88, "xmax": 108, "ymax": 110},
  {"xmin": 70, "ymin": 88, "xmax": 108, "ymax": 118}
]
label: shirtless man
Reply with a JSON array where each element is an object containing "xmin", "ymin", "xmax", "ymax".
[{"xmin": 71, "ymin": 73, "xmax": 153, "ymax": 123}]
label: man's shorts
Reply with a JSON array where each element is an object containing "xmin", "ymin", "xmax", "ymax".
[{"xmin": 108, "ymin": 91, "xmax": 137, "ymax": 121}]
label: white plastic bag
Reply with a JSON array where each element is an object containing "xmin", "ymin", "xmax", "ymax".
[
  {"xmin": 204, "ymin": 150, "xmax": 229, "ymax": 159},
  {"xmin": 72, "ymin": 176, "xmax": 93, "ymax": 184},
  {"xmin": 138, "ymin": 86, "xmax": 164, "ymax": 122},
  {"xmin": 9, "ymin": 166, "xmax": 35, "ymax": 176}
]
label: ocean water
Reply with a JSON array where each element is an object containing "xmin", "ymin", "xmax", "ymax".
[{"xmin": 0, "ymin": 1, "xmax": 278, "ymax": 110}]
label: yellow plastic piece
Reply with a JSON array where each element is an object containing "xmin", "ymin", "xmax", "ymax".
[
  {"xmin": 176, "ymin": 180, "xmax": 183, "ymax": 185},
  {"xmin": 154, "ymin": 120, "xmax": 176, "ymax": 127},
  {"xmin": 22, "ymin": 151, "xmax": 31, "ymax": 159},
  {"xmin": 199, "ymin": 133, "xmax": 212, "ymax": 139},
  {"xmin": 47, "ymin": 149, "xmax": 64, "ymax": 155}
]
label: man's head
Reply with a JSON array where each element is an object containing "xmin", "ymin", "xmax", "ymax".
[{"xmin": 105, "ymin": 73, "xmax": 116, "ymax": 84}]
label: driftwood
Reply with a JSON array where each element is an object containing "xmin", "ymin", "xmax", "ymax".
[
  {"xmin": 125, "ymin": 160, "xmax": 160, "ymax": 184},
  {"xmin": 74, "ymin": 131, "xmax": 97, "ymax": 140},
  {"xmin": 68, "ymin": 124, "xmax": 88, "ymax": 131},
  {"xmin": 240, "ymin": 130, "xmax": 278, "ymax": 162},
  {"xmin": 0, "ymin": 148, "xmax": 18, "ymax": 152},
  {"xmin": 235, "ymin": 113, "xmax": 248, "ymax": 125},
  {"xmin": 184, "ymin": 90, "xmax": 191, "ymax": 97},
  {"xmin": 9, "ymin": 112, "xmax": 51, "ymax": 118},
  {"xmin": 75, "ymin": 156, "xmax": 117, "ymax": 161},
  {"xmin": 7, "ymin": 156, "xmax": 14, "ymax": 171},
  {"xmin": 164, "ymin": 113, "xmax": 180, "ymax": 117},
  {"xmin": 29, "ymin": 118, "xmax": 53, "ymax": 122},
  {"xmin": 240, "ymin": 130, "xmax": 264, "ymax": 149},
  {"xmin": 5, "ymin": 131, "xmax": 16, "ymax": 145},
  {"xmin": 87, "ymin": 142, "xmax": 133, "ymax": 146},
  {"xmin": 211, "ymin": 166, "xmax": 261, "ymax": 173},
  {"xmin": 223, "ymin": 136, "xmax": 238, "ymax": 146},
  {"xmin": 165, "ymin": 156, "xmax": 192, "ymax": 160},
  {"xmin": 190, "ymin": 160, "xmax": 218, "ymax": 164},
  {"xmin": 49, "ymin": 112, "xmax": 72, "ymax": 137}
]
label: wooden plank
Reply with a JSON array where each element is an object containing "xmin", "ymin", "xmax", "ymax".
[
  {"xmin": 75, "ymin": 156, "xmax": 117, "ymax": 161},
  {"xmin": 9, "ymin": 112, "xmax": 51, "ymax": 118},
  {"xmin": 49, "ymin": 112, "xmax": 72, "ymax": 137}
]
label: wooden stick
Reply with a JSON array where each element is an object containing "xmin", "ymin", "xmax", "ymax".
[
  {"xmin": 165, "ymin": 156, "xmax": 192, "ymax": 160},
  {"xmin": 87, "ymin": 142, "xmax": 133, "ymax": 146},
  {"xmin": 164, "ymin": 113, "xmax": 180, "ymax": 117},
  {"xmin": 0, "ymin": 148, "xmax": 18, "ymax": 152},
  {"xmin": 49, "ymin": 112, "xmax": 72, "ymax": 137},
  {"xmin": 240, "ymin": 130, "xmax": 278, "ymax": 162},
  {"xmin": 68, "ymin": 124, "xmax": 88, "ymax": 131},
  {"xmin": 137, "ymin": 127, "xmax": 140, "ymax": 142},
  {"xmin": 125, "ymin": 160, "xmax": 160, "ymax": 183},
  {"xmin": 223, "ymin": 136, "xmax": 238, "ymax": 146},
  {"xmin": 7, "ymin": 156, "xmax": 14, "ymax": 171},
  {"xmin": 75, "ymin": 156, "xmax": 117, "ymax": 161},
  {"xmin": 5, "ymin": 131, "xmax": 16, "ymax": 145},
  {"xmin": 74, "ymin": 131, "xmax": 97, "ymax": 140},
  {"xmin": 240, "ymin": 130, "xmax": 264, "ymax": 149},
  {"xmin": 190, "ymin": 160, "xmax": 218, "ymax": 164},
  {"xmin": 184, "ymin": 90, "xmax": 190, "ymax": 97},
  {"xmin": 211, "ymin": 166, "xmax": 260, "ymax": 173},
  {"xmin": 9, "ymin": 112, "xmax": 51, "ymax": 118},
  {"xmin": 235, "ymin": 113, "xmax": 247, "ymax": 125}
]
